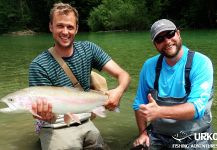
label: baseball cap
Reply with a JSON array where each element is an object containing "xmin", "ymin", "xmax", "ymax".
[{"xmin": 150, "ymin": 19, "xmax": 177, "ymax": 41}]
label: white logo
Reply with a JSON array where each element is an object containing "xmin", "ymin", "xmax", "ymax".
[
  {"xmin": 194, "ymin": 133, "xmax": 217, "ymax": 140},
  {"xmin": 172, "ymin": 131, "xmax": 193, "ymax": 142},
  {"xmin": 172, "ymin": 131, "xmax": 217, "ymax": 141},
  {"xmin": 200, "ymin": 81, "xmax": 209, "ymax": 90},
  {"xmin": 172, "ymin": 131, "xmax": 217, "ymax": 149}
]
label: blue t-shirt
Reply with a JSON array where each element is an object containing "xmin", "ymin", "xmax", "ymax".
[{"xmin": 133, "ymin": 46, "xmax": 213, "ymax": 119}]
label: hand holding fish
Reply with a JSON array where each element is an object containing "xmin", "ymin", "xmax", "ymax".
[
  {"xmin": 104, "ymin": 88, "xmax": 123, "ymax": 111},
  {"xmin": 139, "ymin": 94, "xmax": 161, "ymax": 122},
  {"xmin": 31, "ymin": 98, "xmax": 56, "ymax": 123}
]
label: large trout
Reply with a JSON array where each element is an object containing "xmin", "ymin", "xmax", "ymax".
[{"xmin": 0, "ymin": 86, "xmax": 109, "ymax": 124}]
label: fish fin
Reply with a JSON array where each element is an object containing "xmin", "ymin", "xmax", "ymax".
[
  {"xmin": 92, "ymin": 106, "xmax": 106, "ymax": 118},
  {"xmin": 71, "ymin": 114, "xmax": 81, "ymax": 124},
  {"xmin": 113, "ymin": 107, "xmax": 120, "ymax": 113},
  {"xmin": 64, "ymin": 113, "xmax": 81, "ymax": 126}
]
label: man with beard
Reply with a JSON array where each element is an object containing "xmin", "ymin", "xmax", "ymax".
[
  {"xmin": 29, "ymin": 2, "xmax": 130, "ymax": 150},
  {"xmin": 132, "ymin": 19, "xmax": 213, "ymax": 149}
]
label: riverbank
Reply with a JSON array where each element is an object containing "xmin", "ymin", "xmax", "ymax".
[{"xmin": 6, "ymin": 29, "xmax": 36, "ymax": 36}]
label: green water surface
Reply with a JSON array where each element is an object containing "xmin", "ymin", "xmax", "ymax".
[{"xmin": 0, "ymin": 30, "xmax": 216, "ymax": 149}]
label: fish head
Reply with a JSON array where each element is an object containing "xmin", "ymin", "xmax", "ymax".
[
  {"xmin": 0, "ymin": 97, "xmax": 18, "ymax": 113},
  {"xmin": 0, "ymin": 90, "xmax": 31, "ymax": 113}
]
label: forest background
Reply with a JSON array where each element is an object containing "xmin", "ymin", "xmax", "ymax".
[{"xmin": 0, "ymin": 0, "xmax": 217, "ymax": 34}]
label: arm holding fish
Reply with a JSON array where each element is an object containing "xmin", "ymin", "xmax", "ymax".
[
  {"xmin": 29, "ymin": 62, "xmax": 56, "ymax": 123},
  {"xmin": 102, "ymin": 60, "xmax": 130, "ymax": 111}
]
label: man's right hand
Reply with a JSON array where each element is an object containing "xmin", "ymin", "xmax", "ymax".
[
  {"xmin": 31, "ymin": 98, "xmax": 56, "ymax": 123},
  {"xmin": 133, "ymin": 131, "xmax": 150, "ymax": 148}
]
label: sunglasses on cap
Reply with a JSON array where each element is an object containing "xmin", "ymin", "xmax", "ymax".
[{"xmin": 154, "ymin": 30, "xmax": 177, "ymax": 44}]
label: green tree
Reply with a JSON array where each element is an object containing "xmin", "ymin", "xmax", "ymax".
[
  {"xmin": 25, "ymin": 0, "xmax": 101, "ymax": 32},
  {"xmin": 150, "ymin": 0, "xmax": 217, "ymax": 28},
  {"xmin": 88, "ymin": 0, "xmax": 149, "ymax": 31},
  {"xmin": 0, "ymin": 0, "xmax": 216, "ymax": 34},
  {"xmin": 206, "ymin": 0, "xmax": 217, "ymax": 27},
  {"xmin": 0, "ymin": 0, "xmax": 31, "ymax": 34},
  {"xmin": 72, "ymin": 0, "xmax": 102, "ymax": 31},
  {"xmin": 26, "ymin": 0, "xmax": 56, "ymax": 32}
]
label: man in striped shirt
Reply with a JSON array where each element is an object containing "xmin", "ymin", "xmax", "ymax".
[{"xmin": 29, "ymin": 2, "xmax": 130, "ymax": 150}]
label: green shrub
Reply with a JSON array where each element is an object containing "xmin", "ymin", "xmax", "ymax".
[{"xmin": 88, "ymin": 0, "xmax": 149, "ymax": 31}]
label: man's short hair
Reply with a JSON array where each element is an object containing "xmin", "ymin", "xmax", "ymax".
[{"xmin": 49, "ymin": 2, "xmax": 79, "ymax": 25}]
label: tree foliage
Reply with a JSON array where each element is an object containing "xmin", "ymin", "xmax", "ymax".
[
  {"xmin": 88, "ymin": 0, "xmax": 217, "ymax": 31},
  {"xmin": 0, "ymin": 0, "xmax": 31, "ymax": 33},
  {"xmin": 88, "ymin": 0, "xmax": 149, "ymax": 31},
  {"xmin": 0, "ymin": 0, "xmax": 216, "ymax": 34}
]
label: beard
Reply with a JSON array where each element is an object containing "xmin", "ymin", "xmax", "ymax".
[{"xmin": 160, "ymin": 38, "xmax": 182, "ymax": 59}]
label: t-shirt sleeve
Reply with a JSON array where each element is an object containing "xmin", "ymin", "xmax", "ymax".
[{"xmin": 86, "ymin": 41, "xmax": 111, "ymax": 71}]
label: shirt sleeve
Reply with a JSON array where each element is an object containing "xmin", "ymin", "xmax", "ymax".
[
  {"xmin": 86, "ymin": 41, "xmax": 111, "ymax": 70},
  {"xmin": 187, "ymin": 53, "xmax": 213, "ymax": 119}
]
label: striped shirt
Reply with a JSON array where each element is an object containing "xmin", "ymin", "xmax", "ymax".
[
  {"xmin": 29, "ymin": 41, "xmax": 111, "ymax": 132},
  {"xmin": 29, "ymin": 41, "xmax": 111, "ymax": 90}
]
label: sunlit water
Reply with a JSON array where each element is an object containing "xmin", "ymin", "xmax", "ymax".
[{"xmin": 0, "ymin": 30, "xmax": 216, "ymax": 150}]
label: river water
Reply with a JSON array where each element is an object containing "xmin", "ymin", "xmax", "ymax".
[{"xmin": 0, "ymin": 31, "xmax": 216, "ymax": 149}]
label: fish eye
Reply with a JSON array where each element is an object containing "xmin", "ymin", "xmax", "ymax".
[{"xmin": 8, "ymin": 98, "xmax": 13, "ymax": 102}]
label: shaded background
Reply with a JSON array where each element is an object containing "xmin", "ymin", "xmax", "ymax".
[{"xmin": 0, "ymin": 0, "xmax": 216, "ymax": 34}]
